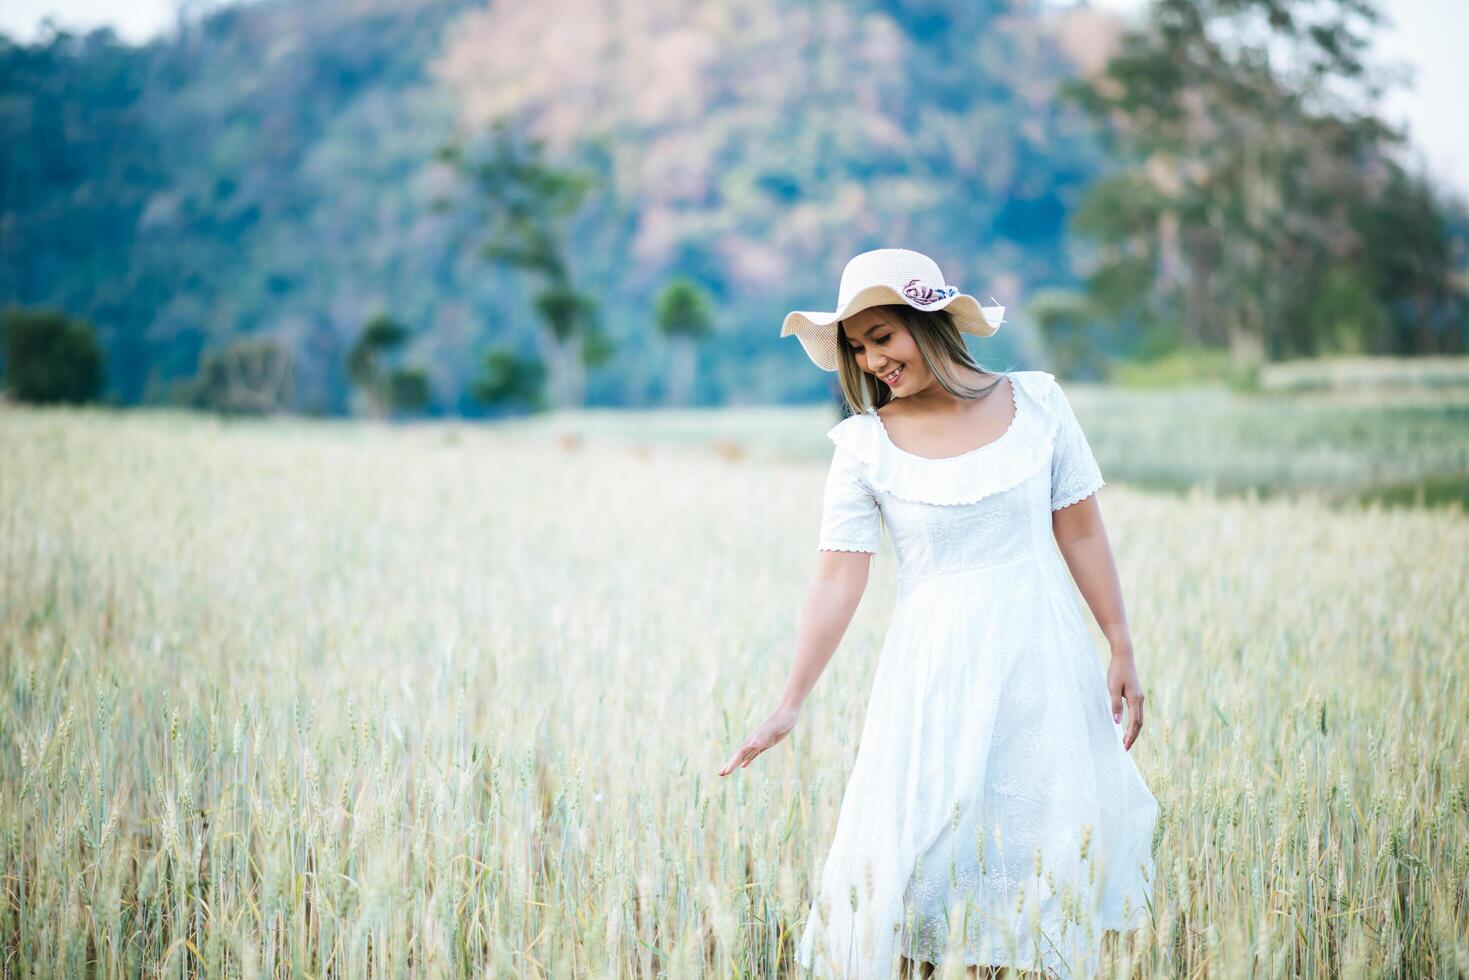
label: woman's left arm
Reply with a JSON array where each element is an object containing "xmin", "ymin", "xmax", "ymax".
[{"xmin": 1053, "ymin": 495, "xmax": 1146, "ymax": 750}]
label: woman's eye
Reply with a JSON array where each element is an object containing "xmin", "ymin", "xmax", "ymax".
[{"xmin": 876, "ymin": 335, "xmax": 892, "ymax": 344}]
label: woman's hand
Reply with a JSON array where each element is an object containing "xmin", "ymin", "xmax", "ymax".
[
  {"xmin": 718, "ymin": 705, "xmax": 800, "ymax": 776},
  {"xmin": 1107, "ymin": 652, "xmax": 1145, "ymax": 751}
]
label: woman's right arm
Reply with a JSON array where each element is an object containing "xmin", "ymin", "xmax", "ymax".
[
  {"xmin": 778, "ymin": 550, "xmax": 872, "ymax": 712},
  {"xmin": 718, "ymin": 439, "xmax": 880, "ymax": 776},
  {"xmin": 716, "ymin": 550, "xmax": 870, "ymax": 776}
]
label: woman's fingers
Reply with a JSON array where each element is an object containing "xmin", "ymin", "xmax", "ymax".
[
  {"xmin": 719, "ymin": 738, "xmax": 763, "ymax": 776},
  {"xmin": 719, "ymin": 746, "xmax": 746, "ymax": 775},
  {"xmin": 718, "ymin": 746, "xmax": 746, "ymax": 776},
  {"xmin": 1123, "ymin": 688, "xmax": 1145, "ymax": 750},
  {"xmin": 719, "ymin": 708, "xmax": 800, "ymax": 776}
]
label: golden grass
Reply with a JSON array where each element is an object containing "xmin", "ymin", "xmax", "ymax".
[{"xmin": 2, "ymin": 404, "xmax": 1466, "ymax": 977}]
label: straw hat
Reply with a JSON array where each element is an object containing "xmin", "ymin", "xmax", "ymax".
[{"xmin": 780, "ymin": 248, "xmax": 1005, "ymax": 371}]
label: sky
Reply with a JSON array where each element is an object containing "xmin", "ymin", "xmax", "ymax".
[{"xmin": 1, "ymin": 0, "xmax": 1464, "ymax": 200}]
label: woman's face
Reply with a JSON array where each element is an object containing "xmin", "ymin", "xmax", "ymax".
[{"xmin": 840, "ymin": 308, "xmax": 929, "ymax": 396}]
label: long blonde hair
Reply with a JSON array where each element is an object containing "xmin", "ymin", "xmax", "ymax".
[{"xmin": 833, "ymin": 304, "xmax": 1007, "ymax": 413}]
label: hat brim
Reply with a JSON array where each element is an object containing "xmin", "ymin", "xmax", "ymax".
[{"xmin": 780, "ymin": 286, "xmax": 1005, "ymax": 372}]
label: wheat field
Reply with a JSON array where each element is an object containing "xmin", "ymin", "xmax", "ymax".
[{"xmin": 1, "ymin": 405, "xmax": 1466, "ymax": 978}]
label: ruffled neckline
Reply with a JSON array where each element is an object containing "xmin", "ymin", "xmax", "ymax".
[
  {"xmin": 870, "ymin": 371, "xmax": 1023, "ymax": 461},
  {"xmin": 826, "ymin": 371, "xmax": 1054, "ymax": 506}
]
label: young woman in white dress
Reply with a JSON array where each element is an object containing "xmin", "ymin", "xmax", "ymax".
[{"xmin": 717, "ymin": 250, "xmax": 1159, "ymax": 979}]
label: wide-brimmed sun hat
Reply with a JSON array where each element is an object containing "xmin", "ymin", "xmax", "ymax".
[{"xmin": 780, "ymin": 248, "xmax": 1005, "ymax": 372}]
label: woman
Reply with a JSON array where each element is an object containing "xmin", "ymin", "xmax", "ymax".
[{"xmin": 717, "ymin": 249, "xmax": 1159, "ymax": 979}]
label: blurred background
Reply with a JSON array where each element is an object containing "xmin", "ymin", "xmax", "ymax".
[{"xmin": 2, "ymin": 0, "xmax": 1467, "ymax": 500}]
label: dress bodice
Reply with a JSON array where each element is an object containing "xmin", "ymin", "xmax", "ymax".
[{"xmin": 816, "ymin": 370, "xmax": 1106, "ymax": 587}]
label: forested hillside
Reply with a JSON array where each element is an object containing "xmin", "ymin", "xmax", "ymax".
[
  {"xmin": 2, "ymin": 0, "xmax": 1463, "ymax": 414},
  {"xmin": 0, "ymin": 0, "xmax": 1111, "ymax": 412}
]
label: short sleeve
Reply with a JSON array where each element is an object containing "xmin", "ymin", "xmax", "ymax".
[
  {"xmin": 1049, "ymin": 379, "xmax": 1106, "ymax": 511},
  {"xmin": 817, "ymin": 446, "xmax": 882, "ymax": 556}
]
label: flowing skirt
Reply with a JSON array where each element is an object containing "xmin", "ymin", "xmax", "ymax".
[{"xmin": 795, "ymin": 552, "xmax": 1159, "ymax": 979}]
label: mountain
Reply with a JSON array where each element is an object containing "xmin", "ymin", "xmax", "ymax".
[{"xmin": 0, "ymin": 0, "xmax": 1121, "ymax": 412}]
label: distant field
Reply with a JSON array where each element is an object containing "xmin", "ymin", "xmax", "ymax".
[
  {"xmin": 1, "ymin": 404, "xmax": 1466, "ymax": 977},
  {"xmin": 506, "ymin": 379, "xmax": 1469, "ymax": 510},
  {"xmin": 1257, "ymin": 354, "xmax": 1469, "ymax": 393}
]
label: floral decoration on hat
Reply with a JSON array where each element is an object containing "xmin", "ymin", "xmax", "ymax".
[{"xmin": 902, "ymin": 279, "xmax": 959, "ymax": 305}]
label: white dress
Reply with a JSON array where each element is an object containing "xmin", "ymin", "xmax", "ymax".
[{"xmin": 794, "ymin": 370, "xmax": 1159, "ymax": 980}]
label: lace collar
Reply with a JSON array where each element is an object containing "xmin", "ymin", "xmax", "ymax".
[{"xmin": 825, "ymin": 371, "xmax": 1054, "ymax": 506}]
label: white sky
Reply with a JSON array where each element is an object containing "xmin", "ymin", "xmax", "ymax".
[{"xmin": 1, "ymin": 0, "xmax": 1465, "ymax": 200}]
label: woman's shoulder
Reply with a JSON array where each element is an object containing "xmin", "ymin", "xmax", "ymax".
[
  {"xmin": 1009, "ymin": 370, "xmax": 1068, "ymax": 423},
  {"xmin": 826, "ymin": 409, "xmax": 880, "ymax": 464},
  {"xmin": 1008, "ymin": 369, "xmax": 1058, "ymax": 400}
]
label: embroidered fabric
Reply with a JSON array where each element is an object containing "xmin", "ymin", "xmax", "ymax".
[
  {"xmin": 1038, "ymin": 374, "xmax": 1107, "ymax": 512},
  {"xmin": 817, "ymin": 446, "xmax": 883, "ymax": 556},
  {"xmin": 800, "ymin": 370, "xmax": 1157, "ymax": 980}
]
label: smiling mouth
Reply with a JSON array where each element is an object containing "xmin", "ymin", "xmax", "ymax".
[{"xmin": 880, "ymin": 366, "xmax": 903, "ymax": 385}]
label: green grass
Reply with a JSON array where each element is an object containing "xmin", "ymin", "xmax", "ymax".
[{"xmin": 502, "ymin": 380, "xmax": 1469, "ymax": 511}]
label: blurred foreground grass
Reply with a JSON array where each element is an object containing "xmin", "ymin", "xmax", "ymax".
[{"xmin": 1, "ymin": 403, "xmax": 1467, "ymax": 977}]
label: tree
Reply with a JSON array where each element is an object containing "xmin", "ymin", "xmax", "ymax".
[
  {"xmin": 1064, "ymin": 0, "xmax": 1466, "ymax": 362},
  {"xmin": 387, "ymin": 368, "xmax": 430, "ymax": 414},
  {"xmin": 175, "ymin": 336, "xmax": 295, "ymax": 414},
  {"xmin": 1028, "ymin": 288, "xmax": 1110, "ymax": 381},
  {"xmin": 654, "ymin": 278, "xmax": 715, "ymax": 407},
  {"xmin": 1348, "ymin": 168, "xmax": 1466, "ymax": 355},
  {"xmin": 0, "ymin": 306, "xmax": 105, "ymax": 404},
  {"xmin": 0, "ymin": 29, "xmax": 165, "ymax": 405},
  {"xmin": 471, "ymin": 346, "xmax": 547, "ymax": 412},
  {"xmin": 346, "ymin": 311, "xmax": 432, "ymax": 419},
  {"xmin": 436, "ymin": 120, "xmax": 614, "ymax": 408}
]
